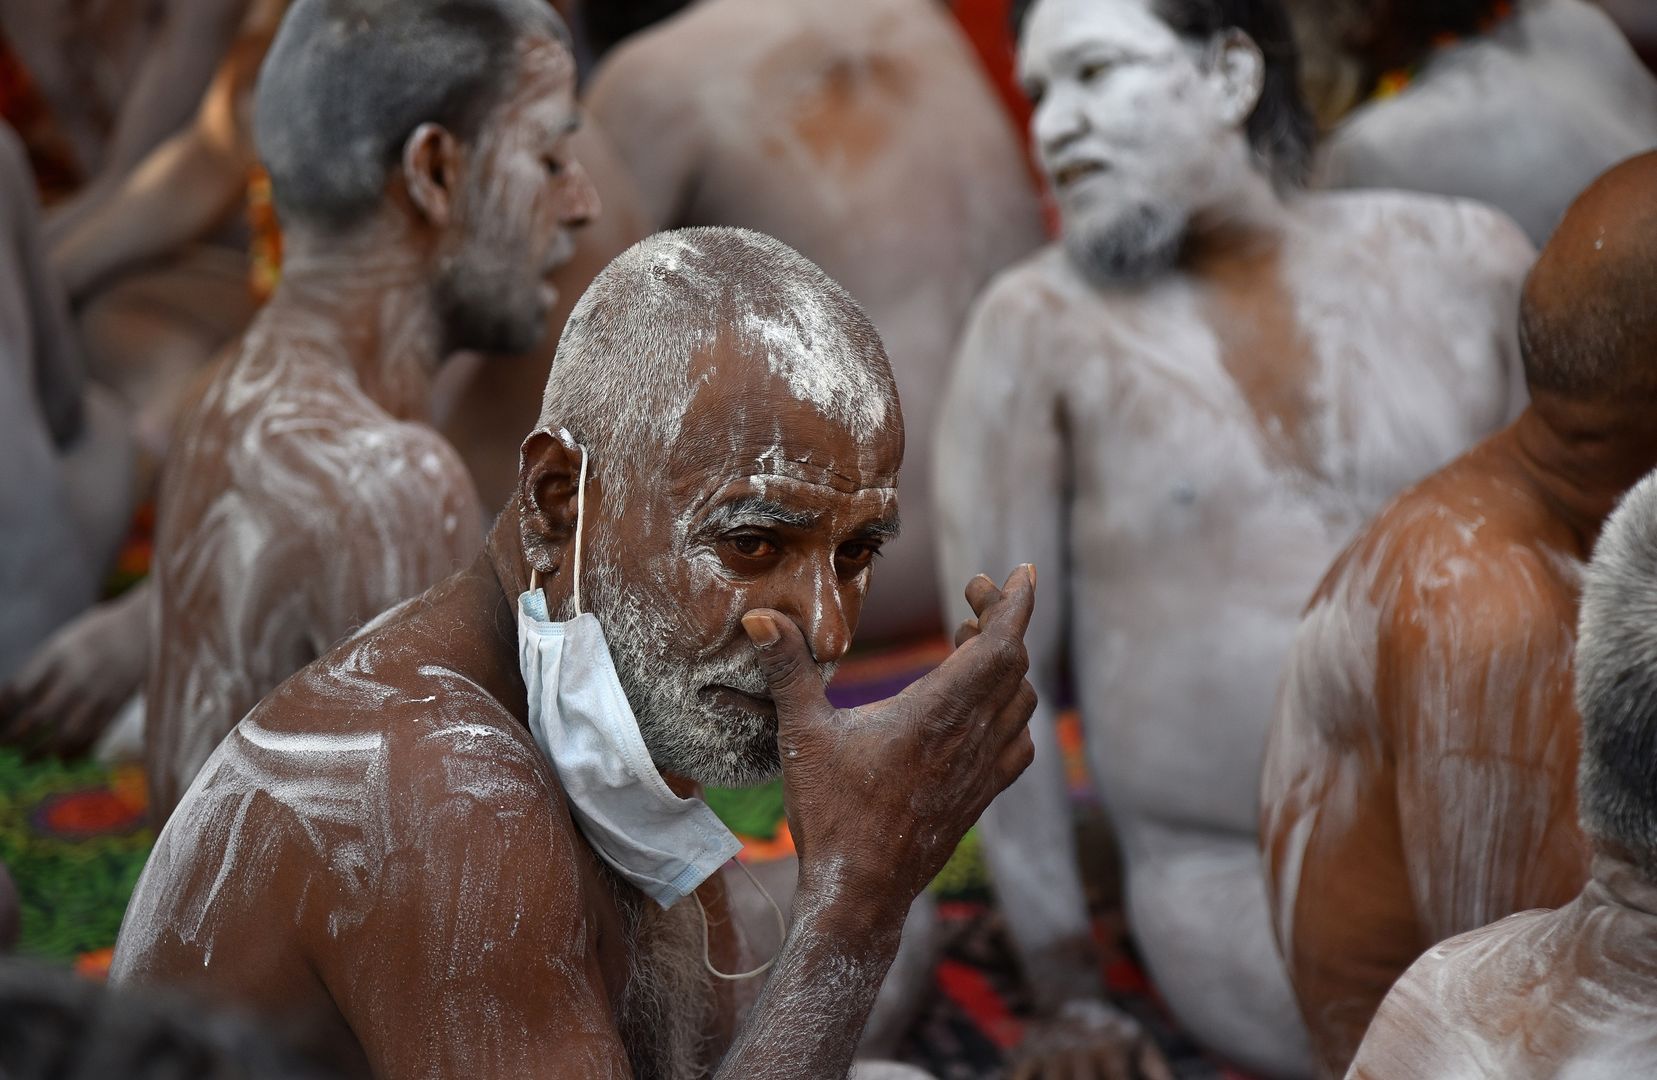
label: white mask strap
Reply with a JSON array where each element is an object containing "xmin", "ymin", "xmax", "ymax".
[
  {"xmin": 573, "ymin": 445, "xmax": 589, "ymax": 618},
  {"xmin": 527, "ymin": 443, "xmax": 588, "ymax": 605},
  {"xmin": 695, "ymin": 859, "xmax": 788, "ymax": 981}
]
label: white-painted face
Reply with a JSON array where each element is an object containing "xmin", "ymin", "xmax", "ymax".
[
  {"xmin": 437, "ymin": 36, "xmax": 598, "ymax": 355},
  {"xmin": 1018, "ymin": 0, "xmax": 1251, "ymax": 280}
]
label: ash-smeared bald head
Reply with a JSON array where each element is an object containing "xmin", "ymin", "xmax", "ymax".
[
  {"xmin": 528, "ymin": 228, "xmax": 903, "ymax": 788},
  {"xmin": 538, "ymin": 226, "xmax": 902, "ymax": 501},
  {"xmin": 254, "ymin": 0, "xmax": 569, "ymax": 231},
  {"xmin": 1576, "ymin": 469, "xmax": 1657, "ymax": 878},
  {"xmin": 1521, "ymin": 152, "xmax": 1657, "ymax": 405}
]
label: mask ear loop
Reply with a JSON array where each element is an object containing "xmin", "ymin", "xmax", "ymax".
[
  {"xmin": 573, "ymin": 445, "xmax": 588, "ymax": 618},
  {"xmin": 694, "ymin": 859, "xmax": 788, "ymax": 981},
  {"xmin": 528, "ymin": 443, "xmax": 586, "ymax": 600}
]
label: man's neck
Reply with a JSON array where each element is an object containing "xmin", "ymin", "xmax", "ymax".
[
  {"xmin": 1181, "ymin": 158, "xmax": 1290, "ymax": 271},
  {"xmin": 1510, "ymin": 398, "xmax": 1657, "ymax": 556},
  {"xmin": 269, "ymin": 222, "xmax": 447, "ymax": 422}
]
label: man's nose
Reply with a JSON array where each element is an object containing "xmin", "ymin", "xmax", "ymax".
[
  {"xmin": 1032, "ymin": 89, "xmax": 1088, "ymax": 158},
  {"xmin": 784, "ymin": 568, "xmax": 852, "ymax": 665},
  {"xmin": 559, "ymin": 158, "xmax": 600, "ymax": 229}
]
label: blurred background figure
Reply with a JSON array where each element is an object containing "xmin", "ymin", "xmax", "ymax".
[
  {"xmin": 3, "ymin": 0, "xmax": 277, "ymax": 468},
  {"xmin": 0, "ymin": 0, "xmax": 646, "ymax": 762},
  {"xmin": 1601, "ymin": 0, "xmax": 1657, "ymax": 66},
  {"xmin": 0, "ymin": 120, "xmax": 133, "ymax": 687},
  {"xmin": 583, "ymin": 0, "xmax": 1046, "ymax": 643},
  {"xmin": 1284, "ymin": 0, "xmax": 1657, "ymax": 245}
]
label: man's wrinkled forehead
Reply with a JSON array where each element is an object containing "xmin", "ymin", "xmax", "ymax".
[
  {"xmin": 1020, "ymin": 0, "xmax": 1178, "ymax": 77},
  {"xmin": 663, "ymin": 334, "xmax": 903, "ymax": 504}
]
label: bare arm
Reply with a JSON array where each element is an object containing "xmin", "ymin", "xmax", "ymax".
[
  {"xmin": 1259, "ymin": 552, "xmax": 1424, "ymax": 1078},
  {"xmin": 1390, "ymin": 557, "xmax": 1590, "ymax": 942},
  {"xmin": 0, "ymin": 123, "xmax": 84, "ymax": 443},
  {"xmin": 50, "ymin": 32, "xmax": 261, "ymax": 300},
  {"xmin": 45, "ymin": 0, "xmax": 256, "ymax": 247},
  {"xmin": 935, "ymin": 277, "xmax": 1092, "ymax": 1006}
]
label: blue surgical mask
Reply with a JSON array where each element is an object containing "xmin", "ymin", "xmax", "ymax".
[{"xmin": 514, "ymin": 443, "xmax": 742, "ymax": 909}]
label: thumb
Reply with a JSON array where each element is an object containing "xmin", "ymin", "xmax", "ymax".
[{"xmin": 741, "ymin": 609, "xmax": 831, "ymax": 727}]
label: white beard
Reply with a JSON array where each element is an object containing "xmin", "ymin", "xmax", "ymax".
[{"xmin": 573, "ymin": 553, "xmax": 838, "ymax": 789}]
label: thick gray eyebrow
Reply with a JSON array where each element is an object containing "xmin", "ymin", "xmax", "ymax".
[
  {"xmin": 706, "ymin": 496, "xmax": 819, "ymax": 532},
  {"xmin": 859, "ymin": 514, "xmax": 902, "ymax": 541},
  {"xmin": 703, "ymin": 497, "xmax": 901, "ymax": 541}
]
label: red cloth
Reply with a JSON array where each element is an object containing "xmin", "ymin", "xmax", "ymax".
[{"xmin": 0, "ymin": 32, "xmax": 81, "ymax": 202}]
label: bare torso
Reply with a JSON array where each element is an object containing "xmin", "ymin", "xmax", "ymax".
[
  {"xmin": 587, "ymin": 0, "xmax": 1045, "ymax": 640},
  {"xmin": 1262, "ymin": 425, "xmax": 1593, "ymax": 1074},
  {"xmin": 116, "ymin": 566, "xmax": 738, "ymax": 1078},
  {"xmin": 1348, "ymin": 855, "xmax": 1657, "ymax": 1080},
  {"xmin": 940, "ymin": 189, "xmax": 1530, "ymax": 1076},
  {"xmin": 1320, "ymin": 0, "xmax": 1657, "ymax": 245},
  {"xmin": 145, "ymin": 305, "xmax": 482, "ymax": 819}
]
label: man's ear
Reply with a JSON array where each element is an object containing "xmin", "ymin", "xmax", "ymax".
[
  {"xmin": 1210, "ymin": 29, "xmax": 1265, "ymax": 129},
  {"xmin": 517, "ymin": 428, "xmax": 585, "ymax": 583},
  {"xmin": 401, "ymin": 122, "xmax": 462, "ymax": 228}
]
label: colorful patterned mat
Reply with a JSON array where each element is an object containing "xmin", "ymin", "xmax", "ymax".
[{"xmin": 0, "ymin": 750, "xmax": 151, "ymax": 978}]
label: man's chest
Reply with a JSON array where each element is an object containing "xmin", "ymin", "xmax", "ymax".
[{"xmin": 1059, "ymin": 279, "xmax": 1504, "ymax": 537}]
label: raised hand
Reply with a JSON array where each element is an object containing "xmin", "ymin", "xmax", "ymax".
[{"xmin": 741, "ymin": 564, "xmax": 1038, "ymax": 915}]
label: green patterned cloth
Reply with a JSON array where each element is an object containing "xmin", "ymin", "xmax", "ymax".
[{"xmin": 0, "ymin": 749, "xmax": 153, "ymax": 963}]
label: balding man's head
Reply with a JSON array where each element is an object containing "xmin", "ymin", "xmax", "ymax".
[
  {"xmin": 520, "ymin": 227, "xmax": 902, "ymax": 788},
  {"xmin": 1520, "ymin": 152, "xmax": 1657, "ymax": 404},
  {"xmin": 538, "ymin": 227, "xmax": 901, "ymax": 503},
  {"xmin": 1576, "ymin": 469, "xmax": 1657, "ymax": 878}
]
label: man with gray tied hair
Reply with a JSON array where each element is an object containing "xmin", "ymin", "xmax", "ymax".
[
  {"xmin": 127, "ymin": 0, "xmax": 600, "ymax": 821},
  {"xmin": 937, "ymin": 0, "xmax": 1532, "ymax": 1074},
  {"xmin": 111, "ymin": 226, "xmax": 1040, "ymax": 1079},
  {"xmin": 1347, "ymin": 467, "xmax": 1657, "ymax": 1079}
]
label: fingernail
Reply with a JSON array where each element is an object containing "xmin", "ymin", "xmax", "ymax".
[
  {"xmin": 742, "ymin": 613, "xmax": 780, "ymax": 647},
  {"xmin": 1024, "ymin": 563, "xmax": 1037, "ymax": 587}
]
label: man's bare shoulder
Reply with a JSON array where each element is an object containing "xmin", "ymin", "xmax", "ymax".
[
  {"xmin": 1296, "ymin": 439, "xmax": 1569, "ymax": 696},
  {"xmin": 1350, "ymin": 910, "xmax": 1556, "ymax": 1079},
  {"xmin": 1299, "ymin": 187, "xmax": 1534, "ymax": 285},
  {"xmin": 952, "ymin": 246, "xmax": 1113, "ymax": 390},
  {"xmin": 264, "ymin": 606, "xmax": 556, "ymax": 824},
  {"xmin": 974, "ymin": 245, "xmax": 1088, "ymax": 320}
]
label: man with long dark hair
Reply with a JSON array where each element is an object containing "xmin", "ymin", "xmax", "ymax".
[{"xmin": 941, "ymin": 0, "xmax": 1532, "ymax": 1074}]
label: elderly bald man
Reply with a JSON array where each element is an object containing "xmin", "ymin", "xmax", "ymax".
[
  {"xmin": 1348, "ymin": 466, "xmax": 1657, "ymax": 1079},
  {"xmin": 1263, "ymin": 151, "xmax": 1657, "ymax": 1076},
  {"xmin": 111, "ymin": 227, "xmax": 1039, "ymax": 1079}
]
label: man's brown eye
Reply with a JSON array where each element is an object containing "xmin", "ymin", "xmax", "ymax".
[
  {"xmin": 838, "ymin": 543, "xmax": 881, "ymax": 568},
  {"xmin": 544, "ymin": 157, "xmax": 565, "ymax": 177},
  {"xmin": 730, "ymin": 536, "xmax": 775, "ymax": 558}
]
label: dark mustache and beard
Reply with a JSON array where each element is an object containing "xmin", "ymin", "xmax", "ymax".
[
  {"xmin": 1063, "ymin": 198, "xmax": 1187, "ymax": 286},
  {"xmin": 571, "ymin": 553, "xmax": 840, "ymax": 789}
]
